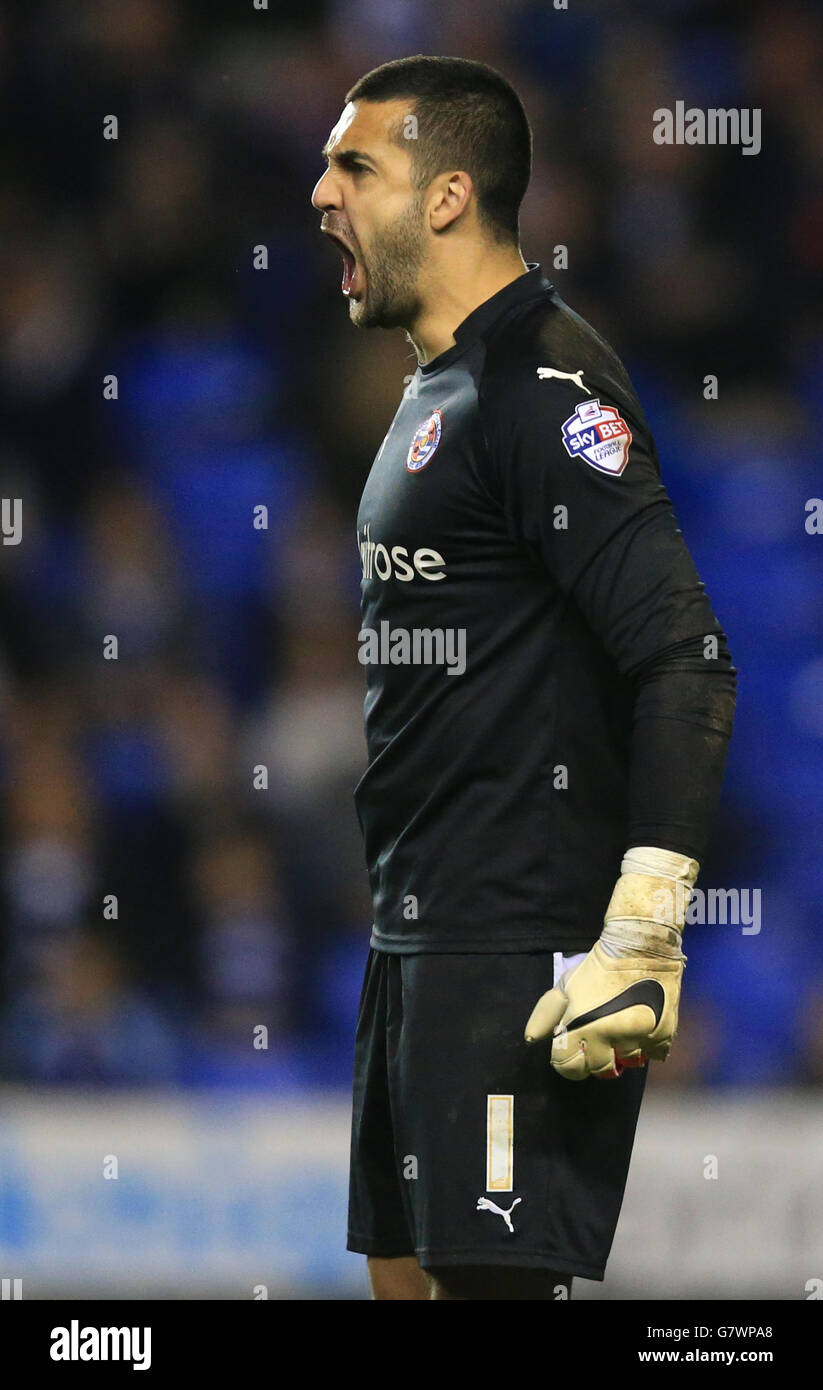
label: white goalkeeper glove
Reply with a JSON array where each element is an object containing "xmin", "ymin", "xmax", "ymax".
[{"xmin": 524, "ymin": 846, "xmax": 699, "ymax": 1080}]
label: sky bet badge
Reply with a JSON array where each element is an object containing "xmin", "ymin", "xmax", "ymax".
[
  {"xmin": 406, "ymin": 409, "xmax": 442, "ymax": 472},
  {"xmin": 561, "ymin": 398, "xmax": 632, "ymax": 475}
]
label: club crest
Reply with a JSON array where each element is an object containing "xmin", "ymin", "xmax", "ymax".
[{"xmin": 407, "ymin": 410, "xmax": 442, "ymax": 472}]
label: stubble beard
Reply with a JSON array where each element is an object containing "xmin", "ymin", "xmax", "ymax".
[{"xmin": 349, "ymin": 192, "xmax": 427, "ymax": 331}]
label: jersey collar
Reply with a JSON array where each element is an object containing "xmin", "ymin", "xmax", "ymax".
[{"xmin": 419, "ymin": 262, "xmax": 554, "ymax": 375}]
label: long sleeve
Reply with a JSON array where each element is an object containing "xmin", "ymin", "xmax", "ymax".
[{"xmin": 479, "ymin": 365, "xmax": 736, "ymax": 862}]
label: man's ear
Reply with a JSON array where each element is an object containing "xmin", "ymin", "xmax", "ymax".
[{"xmin": 428, "ymin": 171, "xmax": 473, "ymax": 233}]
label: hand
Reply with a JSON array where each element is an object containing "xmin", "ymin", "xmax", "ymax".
[
  {"xmin": 524, "ymin": 937, "xmax": 685, "ymax": 1080},
  {"xmin": 524, "ymin": 846, "xmax": 698, "ymax": 1081}
]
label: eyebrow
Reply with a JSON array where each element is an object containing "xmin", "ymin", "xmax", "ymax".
[{"xmin": 321, "ymin": 145, "xmax": 377, "ymax": 170}]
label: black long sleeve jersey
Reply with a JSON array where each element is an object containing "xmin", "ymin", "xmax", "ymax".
[{"xmin": 354, "ymin": 263, "xmax": 736, "ymax": 955}]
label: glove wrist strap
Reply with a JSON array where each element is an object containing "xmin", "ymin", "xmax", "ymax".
[
  {"xmin": 601, "ymin": 845, "xmax": 699, "ymax": 959},
  {"xmin": 600, "ymin": 918, "xmax": 684, "ymax": 959},
  {"xmin": 619, "ymin": 846, "xmax": 700, "ymax": 888}
]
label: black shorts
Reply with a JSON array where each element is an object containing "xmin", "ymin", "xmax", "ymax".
[{"xmin": 347, "ymin": 947, "xmax": 647, "ymax": 1281}]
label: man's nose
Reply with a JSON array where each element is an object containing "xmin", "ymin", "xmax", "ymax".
[{"xmin": 311, "ymin": 168, "xmax": 340, "ymax": 211}]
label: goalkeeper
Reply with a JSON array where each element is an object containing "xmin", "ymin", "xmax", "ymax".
[{"xmin": 313, "ymin": 55, "xmax": 737, "ymax": 1301}]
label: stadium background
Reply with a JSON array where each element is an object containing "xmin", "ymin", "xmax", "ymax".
[{"xmin": 0, "ymin": 0, "xmax": 821, "ymax": 1298}]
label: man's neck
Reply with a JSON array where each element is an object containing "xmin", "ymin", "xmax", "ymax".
[{"xmin": 406, "ymin": 249, "xmax": 530, "ymax": 366}]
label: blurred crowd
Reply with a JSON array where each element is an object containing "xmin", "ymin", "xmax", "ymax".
[{"xmin": 0, "ymin": 0, "xmax": 821, "ymax": 1090}]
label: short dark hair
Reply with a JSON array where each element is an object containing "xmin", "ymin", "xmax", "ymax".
[{"xmin": 345, "ymin": 55, "xmax": 532, "ymax": 245}]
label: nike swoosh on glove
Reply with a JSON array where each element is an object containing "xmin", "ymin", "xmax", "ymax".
[{"xmin": 524, "ymin": 847, "xmax": 699, "ymax": 1081}]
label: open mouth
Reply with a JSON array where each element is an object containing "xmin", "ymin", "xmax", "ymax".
[{"xmin": 323, "ymin": 229, "xmax": 364, "ymax": 298}]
